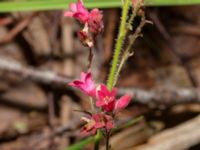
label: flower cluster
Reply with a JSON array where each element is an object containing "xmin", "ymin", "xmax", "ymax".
[
  {"xmin": 69, "ymin": 72, "xmax": 132, "ymax": 135},
  {"xmin": 81, "ymin": 113, "xmax": 114, "ymax": 136},
  {"xmin": 64, "ymin": 0, "xmax": 103, "ymax": 47}
]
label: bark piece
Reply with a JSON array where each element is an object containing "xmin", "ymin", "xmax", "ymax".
[{"xmin": 130, "ymin": 115, "xmax": 200, "ymax": 150}]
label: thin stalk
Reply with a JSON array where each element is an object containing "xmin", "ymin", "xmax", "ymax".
[
  {"xmin": 94, "ymin": 130, "xmax": 102, "ymax": 150},
  {"xmin": 105, "ymin": 131, "xmax": 111, "ymax": 150},
  {"xmin": 126, "ymin": 10, "xmax": 146, "ymax": 53},
  {"xmin": 115, "ymin": 9, "xmax": 146, "ymax": 84},
  {"xmin": 65, "ymin": 137, "xmax": 95, "ymax": 150},
  {"xmin": 107, "ymin": 0, "xmax": 130, "ymax": 90},
  {"xmin": 88, "ymin": 47, "xmax": 93, "ymax": 70},
  {"xmin": 89, "ymin": 97, "xmax": 95, "ymax": 113},
  {"xmin": 113, "ymin": 50, "xmax": 130, "ymax": 86},
  {"xmin": 113, "ymin": 8, "xmax": 138, "ymax": 86}
]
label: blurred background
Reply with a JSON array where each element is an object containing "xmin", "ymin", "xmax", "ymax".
[{"xmin": 0, "ymin": 0, "xmax": 200, "ymax": 150}]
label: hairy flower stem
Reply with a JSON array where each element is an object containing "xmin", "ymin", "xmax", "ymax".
[
  {"xmin": 107, "ymin": 0, "xmax": 130, "ymax": 90},
  {"xmin": 105, "ymin": 131, "xmax": 111, "ymax": 150},
  {"xmin": 115, "ymin": 9, "xmax": 146, "ymax": 85},
  {"xmin": 94, "ymin": 130, "xmax": 101, "ymax": 150},
  {"xmin": 88, "ymin": 47, "xmax": 93, "ymax": 70}
]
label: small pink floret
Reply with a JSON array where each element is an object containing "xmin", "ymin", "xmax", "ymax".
[
  {"xmin": 96, "ymin": 85, "xmax": 117, "ymax": 112},
  {"xmin": 96, "ymin": 84, "xmax": 132, "ymax": 113},
  {"xmin": 69, "ymin": 72, "xmax": 96, "ymax": 97},
  {"xmin": 88, "ymin": 8, "xmax": 104, "ymax": 34},
  {"xmin": 64, "ymin": 0, "xmax": 89, "ymax": 23}
]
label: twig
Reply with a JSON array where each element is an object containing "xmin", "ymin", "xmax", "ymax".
[
  {"xmin": 131, "ymin": 114, "xmax": 200, "ymax": 150},
  {"xmin": 119, "ymin": 87, "xmax": 200, "ymax": 105},
  {"xmin": 0, "ymin": 16, "xmax": 13, "ymax": 26},
  {"xmin": 88, "ymin": 47, "xmax": 93, "ymax": 70},
  {"xmin": 47, "ymin": 92, "xmax": 56, "ymax": 128},
  {"xmin": 0, "ymin": 57, "xmax": 200, "ymax": 105},
  {"xmin": 47, "ymin": 92, "xmax": 56, "ymax": 150},
  {"xmin": 0, "ymin": 56, "xmax": 70, "ymax": 86}
]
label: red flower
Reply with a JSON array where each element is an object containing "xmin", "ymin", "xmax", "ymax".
[
  {"xmin": 96, "ymin": 85, "xmax": 117, "ymax": 112},
  {"xmin": 69, "ymin": 72, "xmax": 96, "ymax": 97},
  {"xmin": 64, "ymin": 0, "xmax": 104, "ymax": 34},
  {"xmin": 81, "ymin": 113, "xmax": 114, "ymax": 135},
  {"xmin": 96, "ymin": 85, "xmax": 132, "ymax": 112},
  {"xmin": 64, "ymin": 0, "xmax": 89, "ymax": 23},
  {"xmin": 88, "ymin": 9, "xmax": 104, "ymax": 34}
]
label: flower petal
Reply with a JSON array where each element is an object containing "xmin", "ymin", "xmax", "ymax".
[
  {"xmin": 69, "ymin": 3, "xmax": 77, "ymax": 12},
  {"xmin": 96, "ymin": 100, "xmax": 105, "ymax": 107},
  {"xmin": 64, "ymin": 11, "xmax": 74, "ymax": 17},
  {"xmin": 80, "ymin": 72, "xmax": 87, "ymax": 81},
  {"xmin": 114, "ymin": 94, "xmax": 132, "ymax": 112}
]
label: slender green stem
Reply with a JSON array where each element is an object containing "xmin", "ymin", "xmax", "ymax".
[
  {"xmin": 113, "ymin": 50, "xmax": 130, "ymax": 86},
  {"xmin": 94, "ymin": 130, "xmax": 102, "ymax": 150},
  {"xmin": 65, "ymin": 137, "xmax": 95, "ymax": 150},
  {"xmin": 107, "ymin": 0, "xmax": 130, "ymax": 90},
  {"xmin": 115, "ymin": 9, "xmax": 146, "ymax": 84},
  {"xmin": 113, "ymin": 9, "xmax": 138, "ymax": 86}
]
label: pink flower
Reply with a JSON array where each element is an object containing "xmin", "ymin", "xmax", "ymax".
[
  {"xmin": 64, "ymin": 0, "xmax": 89, "ymax": 23},
  {"xmin": 96, "ymin": 84, "xmax": 132, "ymax": 112},
  {"xmin": 69, "ymin": 72, "xmax": 96, "ymax": 97},
  {"xmin": 88, "ymin": 9, "xmax": 104, "ymax": 34},
  {"xmin": 96, "ymin": 85, "xmax": 117, "ymax": 112},
  {"xmin": 81, "ymin": 113, "xmax": 114, "ymax": 135}
]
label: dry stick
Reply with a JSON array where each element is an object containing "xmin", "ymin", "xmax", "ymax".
[
  {"xmin": 131, "ymin": 114, "xmax": 200, "ymax": 150},
  {"xmin": 0, "ymin": 16, "xmax": 13, "ymax": 26},
  {"xmin": 0, "ymin": 56, "xmax": 200, "ymax": 105},
  {"xmin": 119, "ymin": 87, "xmax": 200, "ymax": 105},
  {"xmin": 29, "ymin": 118, "xmax": 80, "ymax": 149},
  {"xmin": 88, "ymin": 47, "xmax": 94, "ymax": 70},
  {"xmin": 47, "ymin": 92, "xmax": 56, "ymax": 150},
  {"xmin": 0, "ymin": 56, "xmax": 70, "ymax": 86},
  {"xmin": 48, "ymin": 92, "xmax": 56, "ymax": 128}
]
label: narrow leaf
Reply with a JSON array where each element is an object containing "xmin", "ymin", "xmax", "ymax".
[{"xmin": 0, "ymin": 0, "xmax": 200, "ymax": 12}]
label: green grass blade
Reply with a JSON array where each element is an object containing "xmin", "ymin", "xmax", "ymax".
[
  {"xmin": 65, "ymin": 137, "xmax": 95, "ymax": 150},
  {"xmin": 0, "ymin": 0, "xmax": 200, "ymax": 12}
]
